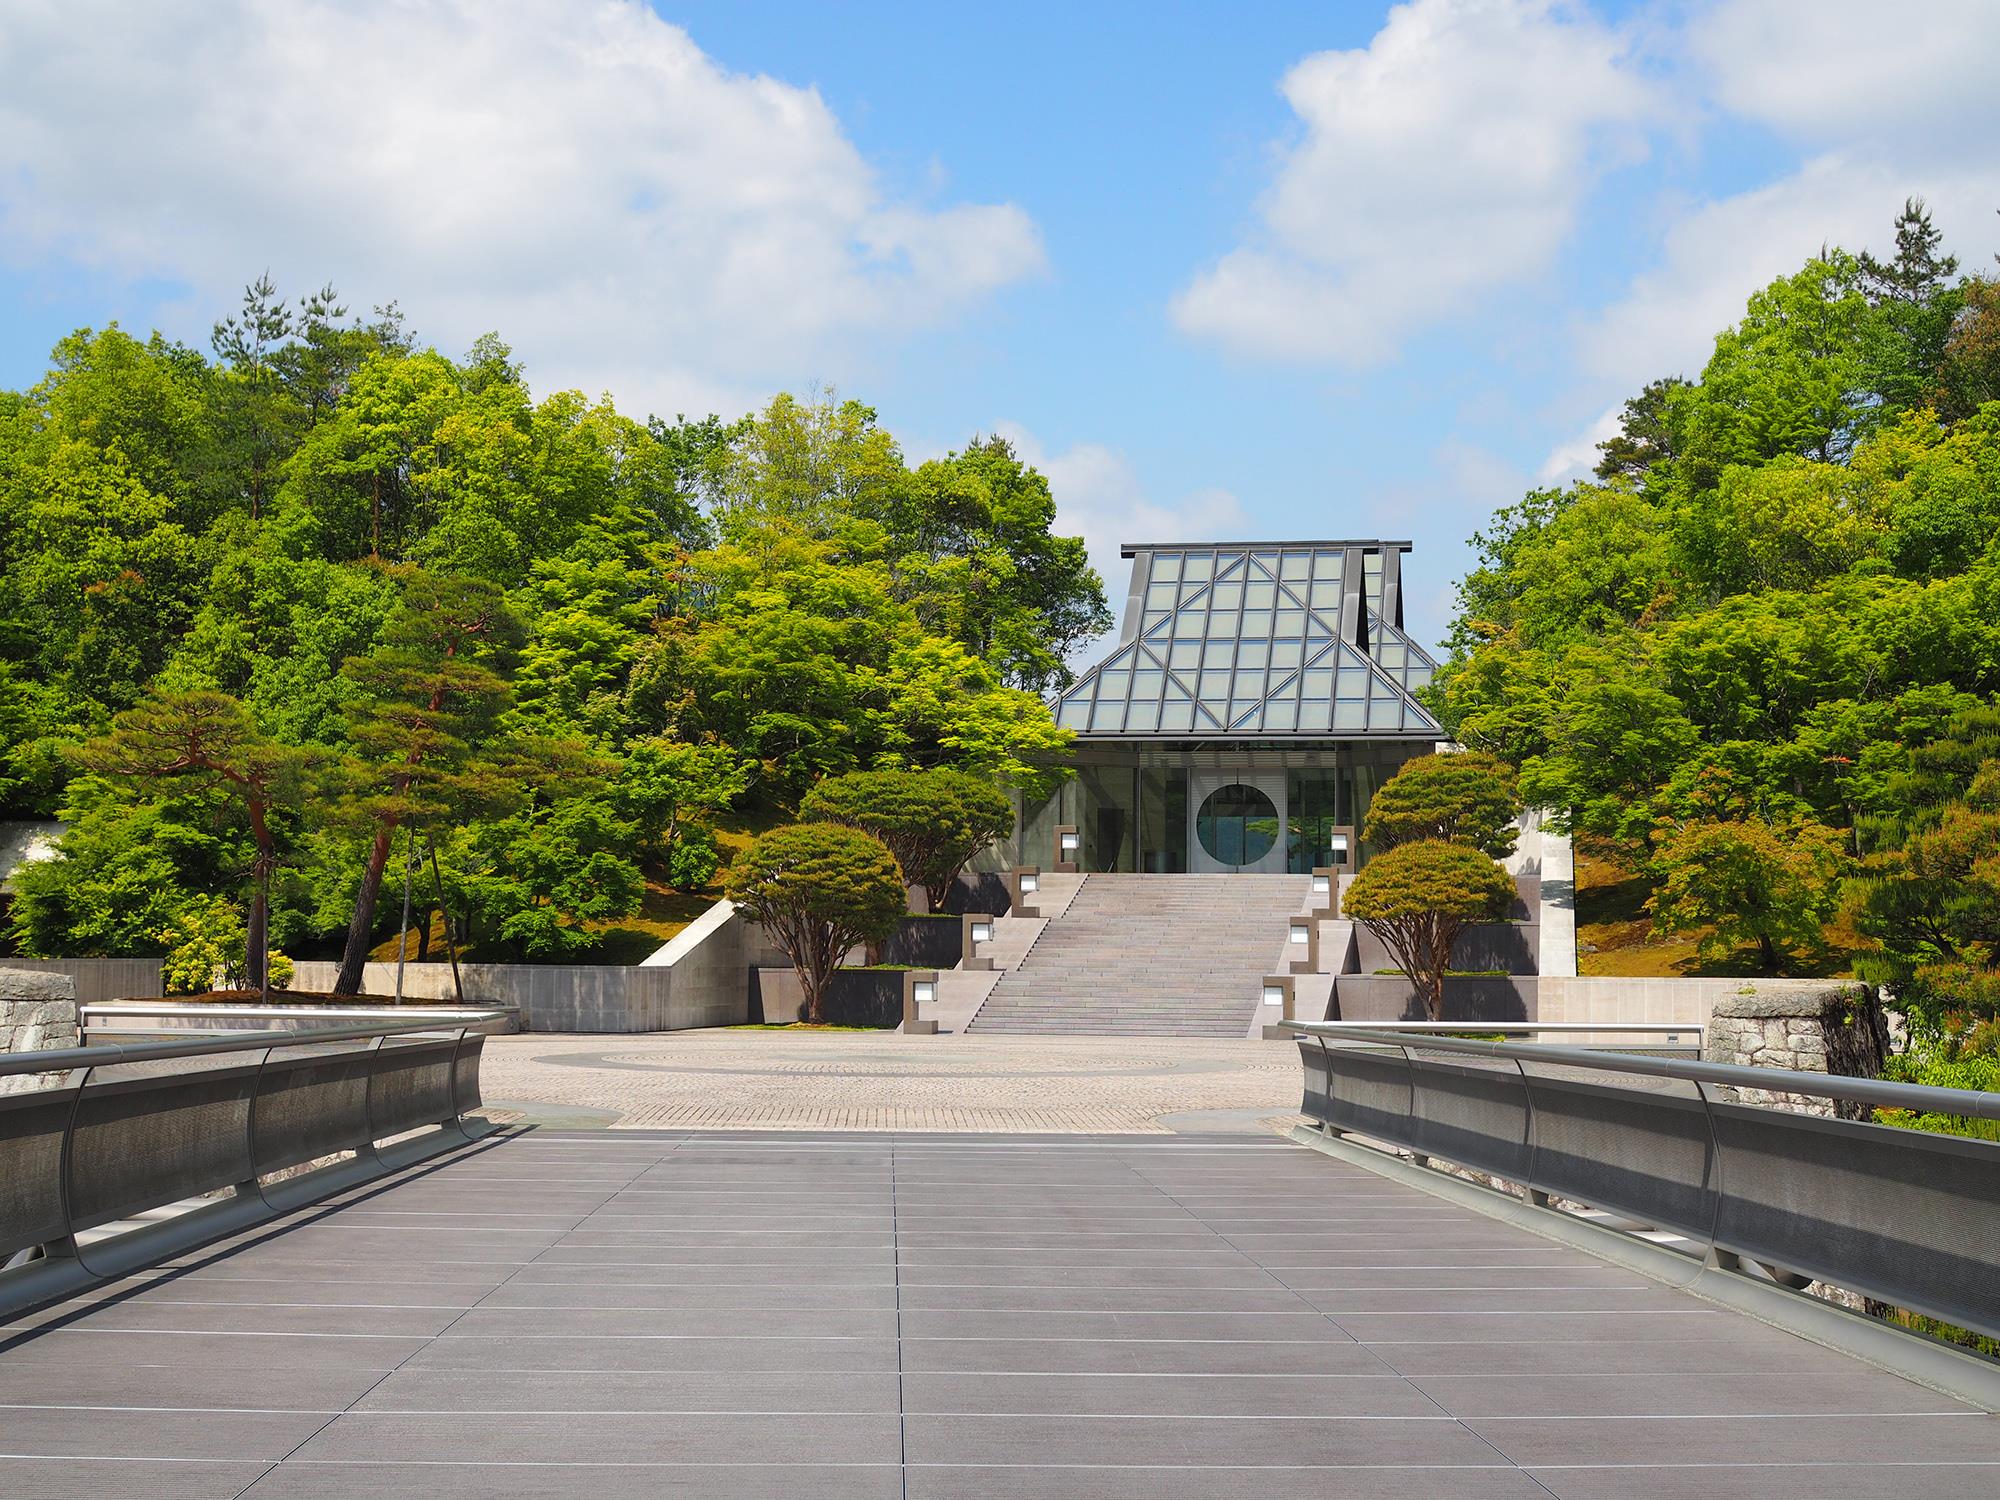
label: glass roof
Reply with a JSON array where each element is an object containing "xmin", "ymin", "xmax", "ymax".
[{"xmin": 1054, "ymin": 543, "xmax": 1441, "ymax": 739}]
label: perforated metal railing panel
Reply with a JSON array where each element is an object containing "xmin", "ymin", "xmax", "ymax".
[
  {"xmin": 0, "ymin": 1082, "xmax": 75, "ymax": 1258},
  {"xmin": 1709, "ymin": 1103, "xmax": 2000, "ymax": 1334},
  {"xmin": 251, "ymin": 1042, "xmax": 380, "ymax": 1177},
  {"xmin": 1296, "ymin": 1032, "xmax": 2000, "ymax": 1342},
  {"xmin": 67, "ymin": 1054, "xmax": 262, "ymax": 1229},
  {"xmin": 0, "ymin": 1023, "xmax": 486, "ymax": 1270}
]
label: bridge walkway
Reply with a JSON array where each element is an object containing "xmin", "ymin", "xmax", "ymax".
[{"xmin": 2, "ymin": 1129, "xmax": 1995, "ymax": 1497}]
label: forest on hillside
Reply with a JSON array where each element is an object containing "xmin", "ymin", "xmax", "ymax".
[
  {"xmin": 0, "ymin": 283, "xmax": 1104, "ymax": 981},
  {"xmin": 1433, "ymin": 200, "xmax": 2000, "ymax": 1094}
]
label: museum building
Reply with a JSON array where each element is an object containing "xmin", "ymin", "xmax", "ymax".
[{"xmin": 1014, "ymin": 540, "xmax": 1444, "ymax": 875}]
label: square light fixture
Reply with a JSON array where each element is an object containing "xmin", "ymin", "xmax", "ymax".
[
  {"xmin": 970, "ymin": 922, "xmax": 993, "ymax": 945},
  {"xmin": 1289, "ymin": 923, "xmax": 1310, "ymax": 944},
  {"xmin": 1060, "ymin": 831, "xmax": 1080, "ymax": 853},
  {"xmin": 1262, "ymin": 985, "xmax": 1285, "ymax": 1007},
  {"xmin": 1311, "ymin": 873, "xmax": 1331, "ymax": 896},
  {"xmin": 912, "ymin": 981, "xmax": 937, "ymax": 1005},
  {"xmin": 1330, "ymin": 833, "xmax": 1350, "ymax": 861},
  {"xmin": 1019, "ymin": 873, "xmax": 1039, "ymax": 894}
]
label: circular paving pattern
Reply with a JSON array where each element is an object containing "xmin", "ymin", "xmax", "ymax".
[{"xmin": 477, "ymin": 1028, "xmax": 1300, "ymax": 1133}]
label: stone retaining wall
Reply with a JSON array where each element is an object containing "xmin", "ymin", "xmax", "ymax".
[
  {"xmin": 1700, "ymin": 982, "xmax": 1888, "ymax": 1119},
  {"xmin": 1, "ymin": 967, "xmax": 80, "ymax": 1096}
]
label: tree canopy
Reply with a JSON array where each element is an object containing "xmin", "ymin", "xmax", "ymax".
[
  {"xmin": 1433, "ymin": 197, "xmax": 2000, "ymax": 994},
  {"xmin": 0, "ymin": 286, "xmax": 1094, "ymax": 971},
  {"xmin": 801, "ymin": 767, "xmax": 1014, "ymax": 912},
  {"xmin": 1362, "ymin": 751, "xmax": 1520, "ymax": 858}
]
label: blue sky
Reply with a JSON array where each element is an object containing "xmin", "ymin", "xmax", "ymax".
[{"xmin": 3, "ymin": 0, "xmax": 1997, "ymax": 653}]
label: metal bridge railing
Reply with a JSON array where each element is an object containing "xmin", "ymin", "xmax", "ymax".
[
  {"xmin": 1284, "ymin": 1021, "xmax": 2000, "ymax": 1343},
  {"xmin": 1, "ymin": 1017, "xmax": 501, "ymax": 1312}
]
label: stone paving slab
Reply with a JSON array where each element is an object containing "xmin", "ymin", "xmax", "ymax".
[
  {"xmin": 1, "ymin": 1127, "xmax": 1995, "ymax": 1498},
  {"xmin": 478, "ymin": 1030, "xmax": 1300, "ymax": 1131}
]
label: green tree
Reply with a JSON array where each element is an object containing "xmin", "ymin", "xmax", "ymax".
[
  {"xmin": 1647, "ymin": 816, "xmax": 1848, "ymax": 973},
  {"xmin": 329, "ymin": 570, "xmax": 521, "ymax": 993},
  {"xmin": 726, "ymin": 823, "xmax": 905, "ymax": 1024},
  {"xmin": 460, "ymin": 788, "xmax": 646, "ymax": 957},
  {"xmin": 1517, "ymin": 671, "xmax": 1699, "ymax": 842},
  {"xmin": 1343, "ymin": 840, "xmax": 1517, "ymax": 1021},
  {"xmin": 1855, "ymin": 196, "xmax": 1962, "ymax": 415},
  {"xmin": 1594, "ymin": 376, "xmax": 1689, "ymax": 483},
  {"xmin": 76, "ymin": 689, "xmax": 313, "ymax": 996},
  {"xmin": 1363, "ymin": 751, "xmax": 1520, "ymax": 857},
  {"xmin": 1674, "ymin": 251, "xmax": 1876, "ymax": 481},
  {"xmin": 615, "ymin": 737, "xmax": 749, "ymax": 888},
  {"xmin": 802, "ymin": 767, "xmax": 1014, "ymax": 912}
]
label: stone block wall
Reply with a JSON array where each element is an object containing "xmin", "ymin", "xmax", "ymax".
[
  {"xmin": 1, "ymin": 967, "xmax": 80, "ymax": 1096},
  {"xmin": 1, "ymin": 967, "xmax": 78, "ymax": 1053},
  {"xmin": 1700, "ymin": 982, "xmax": 1887, "ymax": 1119}
]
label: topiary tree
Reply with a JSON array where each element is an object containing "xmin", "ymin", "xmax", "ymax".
[
  {"xmin": 1343, "ymin": 839, "xmax": 1516, "ymax": 1020},
  {"xmin": 726, "ymin": 823, "xmax": 905, "ymax": 1023},
  {"xmin": 1364, "ymin": 751, "xmax": 1521, "ymax": 858},
  {"xmin": 801, "ymin": 767, "xmax": 1014, "ymax": 911}
]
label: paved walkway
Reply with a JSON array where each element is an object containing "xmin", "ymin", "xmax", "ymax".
[
  {"xmin": 478, "ymin": 1030, "xmax": 1301, "ymax": 1132},
  {"xmin": 3, "ymin": 1129, "xmax": 1995, "ymax": 1497}
]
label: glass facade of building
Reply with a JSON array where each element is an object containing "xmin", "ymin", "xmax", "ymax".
[{"xmin": 1018, "ymin": 542, "xmax": 1444, "ymax": 875}]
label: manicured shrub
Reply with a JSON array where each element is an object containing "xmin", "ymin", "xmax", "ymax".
[
  {"xmin": 802, "ymin": 768, "xmax": 1013, "ymax": 911},
  {"xmin": 1343, "ymin": 840, "xmax": 1515, "ymax": 1020},
  {"xmin": 726, "ymin": 823, "xmax": 905, "ymax": 1023}
]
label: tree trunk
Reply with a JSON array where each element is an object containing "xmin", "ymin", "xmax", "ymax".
[
  {"xmin": 1759, "ymin": 933, "xmax": 1779, "ymax": 973},
  {"xmin": 245, "ymin": 874, "xmax": 269, "ymax": 1000},
  {"xmin": 244, "ymin": 795, "xmax": 275, "ymax": 1002},
  {"xmin": 332, "ymin": 822, "xmax": 398, "ymax": 995}
]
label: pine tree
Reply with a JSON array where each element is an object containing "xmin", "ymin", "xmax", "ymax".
[{"xmin": 330, "ymin": 570, "xmax": 522, "ymax": 995}]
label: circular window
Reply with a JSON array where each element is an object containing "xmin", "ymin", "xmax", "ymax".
[{"xmin": 1197, "ymin": 783, "xmax": 1279, "ymax": 866}]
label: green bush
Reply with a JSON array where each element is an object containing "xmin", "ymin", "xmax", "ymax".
[
  {"xmin": 665, "ymin": 825, "xmax": 721, "ymax": 891},
  {"xmin": 802, "ymin": 767, "xmax": 1013, "ymax": 910},
  {"xmin": 157, "ymin": 898, "xmax": 247, "ymax": 994}
]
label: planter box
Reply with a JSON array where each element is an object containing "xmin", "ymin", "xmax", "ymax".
[
  {"xmin": 1331, "ymin": 973, "xmax": 1536, "ymax": 1025},
  {"xmin": 880, "ymin": 915, "xmax": 964, "ymax": 969},
  {"xmin": 751, "ymin": 967, "xmax": 907, "ymax": 1029}
]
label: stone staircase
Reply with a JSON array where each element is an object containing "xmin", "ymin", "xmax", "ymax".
[{"xmin": 966, "ymin": 873, "xmax": 1308, "ymax": 1036}]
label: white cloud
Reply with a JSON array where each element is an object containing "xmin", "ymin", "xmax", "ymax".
[
  {"xmin": 994, "ymin": 423, "xmax": 1244, "ymax": 658},
  {"xmin": 1537, "ymin": 403, "xmax": 1621, "ymax": 485},
  {"xmin": 1690, "ymin": 0, "xmax": 2000, "ymax": 148},
  {"xmin": 1170, "ymin": 0, "xmax": 1655, "ymax": 365},
  {"xmin": 0, "ymin": 0, "xmax": 1043, "ymax": 414},
  {"xmin": 1540, "ymin": 3, "xmax": 2000, "ymax": 479}
]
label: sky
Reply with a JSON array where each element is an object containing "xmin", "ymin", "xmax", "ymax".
[{"xmin": 2, "ymin": 0, "xmax": 1998, "ymax": 656}]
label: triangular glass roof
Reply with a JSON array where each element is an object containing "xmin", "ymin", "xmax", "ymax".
[{"xmin": 1054, "ymin": 543, "xmax": 1440, "ymax": 739}]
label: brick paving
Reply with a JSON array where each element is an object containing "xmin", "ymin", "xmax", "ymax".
[{"xmin": 477, "ymin": 1030, "xmax": 1302, "ymax": 1133}]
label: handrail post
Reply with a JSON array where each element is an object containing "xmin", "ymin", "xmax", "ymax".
[
  {"xmin": 50, "ymin": 1063, "xmax": 95, "ymax": 1269},
  {"xmin": 1314, "ymin": 1036, "xmax": 1342, "ymax": 1136},
  {"xmin": 1399, "ymin": 1043, "xmax": 1427, "ymax": 1168},
  {"xmin": 1692, "ymin": 1078, "xmax": 1733, "ymax": 1271},
  {"xmin": 238, "ymin": 1043, "xmax": 278, "ymax": 1211},
  {"xmin": 1513, "ymin": 1056, "xmax": 1548, "ymax": 1207}
]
